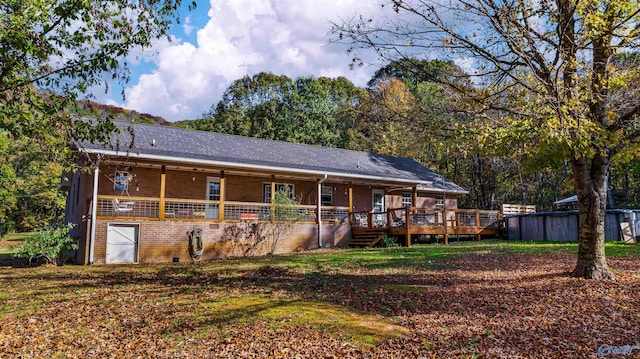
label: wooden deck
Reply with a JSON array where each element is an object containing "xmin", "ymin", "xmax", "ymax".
[{"xmin": 349, "ymin": 207, "xmax": 501, "ymax": 246}]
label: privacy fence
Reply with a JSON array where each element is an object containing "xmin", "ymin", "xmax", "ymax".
[{"xmin": 505, "ymin": 210, "xmax": 640, "ymax": 243}]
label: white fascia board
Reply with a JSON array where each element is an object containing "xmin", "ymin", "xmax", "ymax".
[{"xmin": 81, "ymin": 148, "xmax": 469, "ymax": 195}]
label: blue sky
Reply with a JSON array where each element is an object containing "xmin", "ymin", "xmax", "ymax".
[{"xmin": 101, "ymin": 0, "xmax": 395, "ymax": 122}]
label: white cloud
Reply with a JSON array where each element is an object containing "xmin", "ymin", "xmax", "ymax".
[
  {"xmin": 183, "ymin": 15, "xmax": 194, "ymax": 35},
  {"xmin": 454, "ymin": 57, "xmax": 477, "ymax": 76},
  {"xmin": 119, "ymin": 0, "xmax": 387, "ymax": 121}
]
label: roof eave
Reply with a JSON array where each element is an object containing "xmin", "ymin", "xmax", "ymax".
[{"xmin": 81, "ymin": 147, "xmax": 469, "ymax": 195}]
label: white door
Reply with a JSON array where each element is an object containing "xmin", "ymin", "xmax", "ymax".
[
  {"xmin": 106, "ymin": 224, "xmax": 138, "ymax": 263},
  {"xmin": 372, "ymin": 189, "xmax": 385, "ymax": 212},
  {"xmin": 206, "ymin": 177, "xmax": 220, "ymax": 219}
]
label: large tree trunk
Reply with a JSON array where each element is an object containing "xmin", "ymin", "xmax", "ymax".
[{"xmin": 570, "ymin": 155, "xmax": 615, "ymax": 280}]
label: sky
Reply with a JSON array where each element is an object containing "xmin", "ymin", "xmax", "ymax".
[{"xmin": 102, "ymin": 0, "xmax": 396, "ymax": 122}]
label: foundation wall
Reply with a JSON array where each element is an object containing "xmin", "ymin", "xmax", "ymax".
[{"xmin": 92, "ymin": 219, "xmax": 351, "ymax": 264}]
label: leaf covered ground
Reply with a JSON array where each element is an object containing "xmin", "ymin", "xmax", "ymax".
[{"xmin": 0, "ymin": 241, "xmax": 639, "ymax": 358}]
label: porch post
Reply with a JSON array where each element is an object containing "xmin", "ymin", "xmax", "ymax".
[
  {"xmin": 406, "ymin": 206, "xmax": 412, "ymax": 247},
  {"xmin": 89, "ymin": 160, "xmax": 99, "ymax": 264},
  {"xmin": 159, "ymin": 165, "xmax": 166, "ymax": 219},
  {"xmin": 412, "ymin": 186, "xmax": 417, "ymax": 208},
  {"xmin": 219, "ymin": 171, "xmax": 225, "ymax": 221},
  {"xmin": 348, "ymin": 183, "xmax": 353, "ymax": 211},
  {"xmin": 317, "ymin": 175, "xmax": 327, "ymax": 247},
  {"xmin": 270, "ymin": 176, "xmax": 275, "ymax": 222},
  {"xmin": 443, "ymin": 205, "xmax": 449, "ymax": 245}
]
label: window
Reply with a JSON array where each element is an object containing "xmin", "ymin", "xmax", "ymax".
[
  {"xmin": 402, "ymin": 192, "xmax": 412, "ymax": 208},
  {"xmin": 263, "ymin": 183, "xmax": 294, "ymax": 203},
  {"xmin": 321, "ymin": 185, "xmax": 333, "ymax": 205},
  {"xmin": 207, "ymin": 177, "xmax": 221, "ymax": 201},
  {"xmin": 435, "ymin": 194, "xmax": 445, "ymax": 208},
  {"xmin": 205, "ymin": 177, "xmax": 221, "ymax": 220}
]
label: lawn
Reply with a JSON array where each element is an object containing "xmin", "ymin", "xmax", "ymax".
[
  {"xmin": 0, "ymin": 240, "xmax": 638, "ymax": 358},
  {"xmin": 0, "ymin": 232, "xmax": 30, "ymax": 255}
]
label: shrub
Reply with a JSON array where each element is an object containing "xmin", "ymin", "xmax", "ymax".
[
  {"xmin": 15, "ymin": 223, "xmax": 77, "ymax": 266},
  {"xmin": 381, "ymin": 235, "xmax": 400, "ymax": 248}
]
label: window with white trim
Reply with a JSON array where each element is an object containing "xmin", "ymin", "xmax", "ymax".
[
  {"xmin": 206, "ymin": 177, "xmax": 221, "ymax": 201},
  {"xmin": 435, "ymin": 194, "xmax": 445, "ymax": 208},
  {"xmin": 263, "ymin": 183, "xmax": 294, "ymax": 203},
  {"xmin": 321, "ymin": 185, "xmax": 333, "ymax": 205},
  {"xmin": 402, "ymin": 192, "xmax": 412, "ymax": 208}
]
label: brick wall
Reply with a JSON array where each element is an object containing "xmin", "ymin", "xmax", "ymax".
[{"xmin": 92, "ymin": 219, "xmax": 351, "ymax": 264}]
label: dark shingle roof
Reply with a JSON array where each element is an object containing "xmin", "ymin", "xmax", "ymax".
[{"xmin": 79, "ymin": 121, "xmax": 467, "ymax": 193}]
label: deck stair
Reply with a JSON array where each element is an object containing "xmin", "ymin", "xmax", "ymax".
[{"xmin": 350, "ymin": 229, "xmax": 388, "ymax": 247}]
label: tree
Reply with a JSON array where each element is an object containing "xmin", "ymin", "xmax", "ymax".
[
  {"xmin": 15, "ymin": 223, "xmax": 77, "ymax": 266},
  {"xmin": 352, "ymin": 76, "xmax": 420, "ymax": 156},
  {"xmin": 1, "ymin": 0, "xmax": 194, "ymax": 153},
  {"xmin": 367, "ymin": 58, "xmax": 459, "ymax": 89},
  {"xmin": 333, "ymin": 0, "xmax": 640, "ymax": 279},
  {"xmin": 199, "ymin": 73, "xmax": 366, "ymax": 148},
  {"xmin": 1, "ymin": 0, "xmax": 193, "ymax": 231}
]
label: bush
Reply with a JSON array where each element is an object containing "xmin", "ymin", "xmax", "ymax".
[
  {"xmin": 15, "ymin": 223, "xmax": 77, "ymax": 266},
  {"xmin": 381, "ymin": 235, "xmax": 400, "ymax": 248}
]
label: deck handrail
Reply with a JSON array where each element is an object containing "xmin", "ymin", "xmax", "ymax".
[
  {"xmin": 97, "ymin": 195, "xmax": 349, "ymax": 224},
  {"xmin": 349, "ymin": 207, "xmax": 501, "ymax": 230}
]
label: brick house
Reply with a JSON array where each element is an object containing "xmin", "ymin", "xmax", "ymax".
[{"xmin": 65, "ymin": 121, "xmax": 474, "ymax": 264}]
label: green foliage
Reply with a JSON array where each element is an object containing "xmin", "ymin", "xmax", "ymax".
[
  {"xmin": 1, "ymin": 0, "xmax": 193, "ymax": 145},
  {"xmin": 0, "ymin": 129, "xmax": 67, "ymax": 232},
  {"xmin": 380, "ymin": 235, "xmax": 400, "ymax": 248},
  {"xmin": 195, "ymin": 72, "xmax": 366, "ymax": 148},
  {"xmin": 367, "ymin": 58, "xmax": 461, "ymax": 89},
  {"xmin": 273, "ymin": 189, "xmax": 306, "ymax": 223},
  {"xmin": 0, "ymin": 0, "xmax": 192, "ymax": 232},
  {"xmin": 15, "ymin": 223, "xmax": 77, "ymax": 266}
]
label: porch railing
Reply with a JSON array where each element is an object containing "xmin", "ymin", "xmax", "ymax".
[
  {"xmin": 97, "ymin": 196, "xmax": 160, "ymax": 218},
  {"xmin": 350, "ymin": 207, "xmax": 500, "ymax": 230},
  {"xmin": 96, "ymin": 195, "xmax": 349, "ymax": 224}
]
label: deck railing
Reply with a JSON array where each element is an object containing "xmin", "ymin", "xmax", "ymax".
[
  {"xmin": 165, "ymin": 199, "xmax": 215, "ymax": 219},
  {"xmin": 96, "ymin": 195, "xmax": 348, "ymax": 224},
  {"xmin": 97, "ymin": 196, "xmax": 160, "ymax": 218},
  {"xmin": 349, "ymin": 207, "xmax": 500, "ymax": 230}
]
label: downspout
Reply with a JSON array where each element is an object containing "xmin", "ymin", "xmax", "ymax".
[
  {"xmin": 317, "ymin": 174, "xmax": 328, "ymax": 247},
  {"xmin": 89, "ymin": 160, "xmax": 99, "ymax": 264}
]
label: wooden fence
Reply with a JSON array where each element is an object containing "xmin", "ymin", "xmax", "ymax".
[{"xmin": 505, "ymin": 209, "xmax": 640, "ymax": 243}]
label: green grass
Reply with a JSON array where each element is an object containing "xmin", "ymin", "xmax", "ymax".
[
  {"xmin": 0, "ymin": 232, "xmax": 31, "ymax": 255},
  {"xmin": 239, "ymin": 239, "xmax": 640, "ymax": 273},
  {"xmin": 196, "ymin": 296, "xmax": 408, "ymax": 345},
  {"xmin": 484, "ymin": 239, "xmax": 640, "ymax": 257},
  {"xmin": 0, "ymin": 239, "xmax": 638, "ymax": 357}
]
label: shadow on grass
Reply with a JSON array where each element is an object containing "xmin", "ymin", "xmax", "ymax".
[
  {"xmin": 0, "ymin": 253, "xmax": 35, "ymax": 268},
  {"xmin": 1, "ymin": 243, "xmax": 638, "ymax": 358}
]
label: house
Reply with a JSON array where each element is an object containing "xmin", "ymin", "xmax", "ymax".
[{"xmin": 65, "ymin": 121, "xmax": 483, "ymax": 265}]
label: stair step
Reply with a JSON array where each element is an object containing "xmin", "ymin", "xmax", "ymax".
[{"xmin": 353, "ymin": 234, "xmax": 380, "ymax": 239}]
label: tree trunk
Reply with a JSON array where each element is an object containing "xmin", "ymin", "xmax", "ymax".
[{"xmin": 570, "ymin": 155, "xmax": 615, "ymax": 280}]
